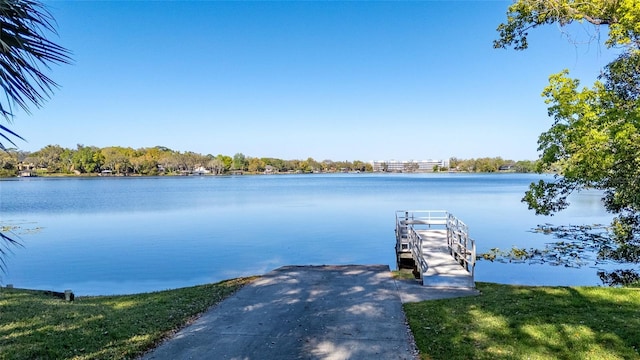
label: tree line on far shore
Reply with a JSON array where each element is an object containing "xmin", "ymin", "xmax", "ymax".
[
  {"xmin": 449, "ymin": 157, "xmax": 537, "ymax": 173},
  {"xmin": 0, "ymin": 144, "xmax": 538, "ymax": 177}
]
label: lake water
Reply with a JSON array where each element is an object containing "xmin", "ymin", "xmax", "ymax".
[{"xmin": 0, "ymin": 173, "xmax": 625, "ymax": 295}]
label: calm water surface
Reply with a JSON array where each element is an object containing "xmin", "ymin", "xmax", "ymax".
[{"xmin": 0, "ymin": 173, "xmax": 620, "ymax": 295}]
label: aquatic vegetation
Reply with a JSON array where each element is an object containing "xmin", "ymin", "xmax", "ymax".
[{"xmin": 479, "ymin": 224, "xmax": 640, "ymax": 286}]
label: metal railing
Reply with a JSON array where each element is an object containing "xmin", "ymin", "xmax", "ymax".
[
  {"xmin": 396, "ymin": 210, "xmax": 448, "ymax": 227},
  {"xmin": 408, "ymin": 225, "xmax": 428, "ymax": 277},
  {"xmin": 446, "ymin": 213, "xmax": 476, "ymax": 275},
  {"xmin": 396, "ymin": 210, "xmax": 476, "ymax": 284}
]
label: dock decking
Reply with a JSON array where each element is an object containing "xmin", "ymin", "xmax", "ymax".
[{"xmin": 396, "ymin": 210, "xmax": 476, "ymax": 288}]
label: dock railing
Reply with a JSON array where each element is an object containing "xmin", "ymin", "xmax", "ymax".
[
  {"xmin": 395, "ymin": 210, "xmax": 448, "ymax": 253},
  {"xmin": 396, "ymin": 210, "xmax": 448, "ymax": 227},
  {"xmin": 407, "ymin": 224, "xmax": 427, "ymax": 279},
  {"xmin": 396, "ymin": 210, "xmax": 476, "ymax": 284},
  {"xmin": 446, "ymin": 213, "xmax": 476, "ymax": 275}
]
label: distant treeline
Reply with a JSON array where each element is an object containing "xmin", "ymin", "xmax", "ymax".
[
  {"xmin": 449, "ymin": 157, "xmax": 538, "ymax": 173},
  {"xmin": 0, "ymin": 144, "xmax": 537, "ymax": 177}
]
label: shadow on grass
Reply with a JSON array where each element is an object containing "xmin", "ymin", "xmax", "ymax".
[
  {"xmin": 0, "ymin": 278, "xmax": 253, "ymax": 360},
  {"xmin": 404, "ymin": 282, "xmax": 640, "ymax": 360}
]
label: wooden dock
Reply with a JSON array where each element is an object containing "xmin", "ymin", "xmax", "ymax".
[{"xmin": 395, "ymin": 210, "xmax": 476, "ymax": 288}]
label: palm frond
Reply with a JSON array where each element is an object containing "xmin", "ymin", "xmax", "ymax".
[
  {"xmin": 0, "ymin": 0, "xmax": 72, "ymax": 148},
  {"xmin": 0, "ymin": 230, "xmax": 22, "ymax": 275},
  {"xmin": 0, "ymin": 122, "xmax": 23, "ymax": 150}
]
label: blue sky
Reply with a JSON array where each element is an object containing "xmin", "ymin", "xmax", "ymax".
[{"xmin": 8, "ymin": 1, "xmax": 619, "ymax": 161}]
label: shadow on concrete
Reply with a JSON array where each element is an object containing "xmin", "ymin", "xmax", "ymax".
[{"xmin": 142, "ymin": 265, "xmax": 477, "ymax": 360}]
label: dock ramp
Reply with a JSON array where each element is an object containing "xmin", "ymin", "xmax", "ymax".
[{"xmin": 395, "ymin": 210, "xmax": 476, "ymax": 288}]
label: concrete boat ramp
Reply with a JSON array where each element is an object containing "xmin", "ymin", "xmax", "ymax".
[
  {"xmin": 142, "ymin": 210, "xmax": 478, "ymax": 359},
  {"xmin": 141, "ymin": 265, "xmax": 478, "ymax": 360}
]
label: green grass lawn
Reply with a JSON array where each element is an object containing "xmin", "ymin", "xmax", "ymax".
[
  {"xmin": 404, "ymin": 282, "xmax": 640, "ymax": 360},
  {"xmin": 0, "ymin": 278, "xmax": 254, "ymax": 360}
]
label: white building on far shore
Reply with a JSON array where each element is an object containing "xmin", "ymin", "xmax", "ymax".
[{"xmin": 370, "ymin": 159, "xmax": 448, "ymax": 172}]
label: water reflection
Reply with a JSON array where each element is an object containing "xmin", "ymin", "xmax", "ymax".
[{"xmin": 0, "ymin": 174, "xmax": 625, "ymax": 294}]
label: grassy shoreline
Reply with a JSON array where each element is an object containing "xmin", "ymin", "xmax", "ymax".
[
  {"xmin": 2, "ymin": 279, "xmax": 639, "ymax": 359},
  {"xmin": 0, "ymin": 278, "xmax": 255, "ymax": 360},
  {"xmin": 405, "ymin": 282, "xmax": 640, "ymax": 360}
]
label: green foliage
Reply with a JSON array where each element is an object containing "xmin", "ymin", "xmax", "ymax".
[
  {"xmin": 514, "ymin": 160, "xmax": 536, "ymax": 172},
  {"xmin": 0, "ymin": 277, "xmax": 254, "ymax": 360},
  {"xmin": 30, "ymin": 145, "xmax": 67, "ymax": 173},
  {"xmin": 0, "ymin": 150, "xmax": 17, "ymax": 175},
  {"xmin": 100, "ymin": 146, "xmax": 132, "ymax": 175},
  {"xmin": 497, "ymin": 1, "xmax": 640, "ymax": 268},
  {"xmin": 232, "ymin": 152, "xmax": 246, "ymax": 171},
  {"xmin": 247, "ymin": 157, "xmax": 265, "ymax": 173},
  {"xmin": 404, "ymin": 282, "xmax": 640, "ymax": 359},
  {"xmin": 523, "ymin": 55, "xmax": 640, "ymax": 223},
  {"xmin": 217, "ymin": 154, "xmax": 233, "ymax": 171},
  {"xmin": 7, "ymin": 144, "xmax": 381, "ymax": 176},
  {"xmin": 71, "ymin": 145, "xmax": 101, "ymax": 174},
  {"xmin": 495, "ymin": 0, "xmax": 640, "ymax": 51},
  {"xmin": 448, "ymin": 156, "xmax": 536, "ymax": 173}
]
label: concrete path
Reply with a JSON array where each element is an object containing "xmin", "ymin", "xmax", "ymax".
[{"xmin": 141, "ymin": 265, "xmax": 477, "ymax": 360}]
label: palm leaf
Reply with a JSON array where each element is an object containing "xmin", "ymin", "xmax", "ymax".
[
  {"xmin": 0, "ymin": 230, "xmax": 22, "ymax": 274},
  {"xmin": 0, "ymin": 122, "xmax": 23, "ymax": 150},
  {"xmin": 0, "ymin": 0, "xmax": 72, "ymax": 148},
  {"xmin": 0, "ymin": 0, "xmax": 70, "ymax": 276}
]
